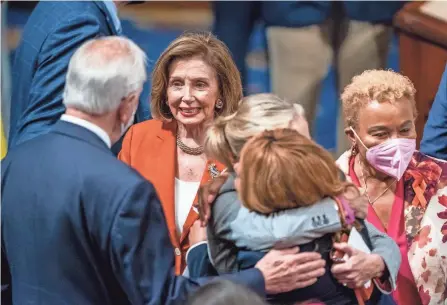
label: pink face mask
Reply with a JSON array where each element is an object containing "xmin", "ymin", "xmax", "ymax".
[{"xmin": 350, "ymin": 127, "xmax": 416, "ymax": 181}]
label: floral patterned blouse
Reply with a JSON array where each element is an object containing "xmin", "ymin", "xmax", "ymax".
[{"xmin": 337, "ymin": 151, "xmax": 447, "ymax": 305}]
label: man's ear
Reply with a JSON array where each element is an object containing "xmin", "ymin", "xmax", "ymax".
[{"xmin": 117, "ymin": 95, "xmax": 133, "ymax": 124}]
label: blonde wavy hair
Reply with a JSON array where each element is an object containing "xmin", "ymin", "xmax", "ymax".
[
  {"xmin": 150, "ymin": 31, "xmax": 242, "ymax": 121},
  {"xmin": 204, "ymin": 93, "xmax": 306, "ymax": 170},
  {"xmin": 341, "ymin": 69, "xmax": 417, "ymax": 128},
  {"xmin": 239, "ymin": 128, "xmax": 357, "ymax": 214}
]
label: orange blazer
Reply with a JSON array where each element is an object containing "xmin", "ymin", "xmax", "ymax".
[{"xmin": 118, "ymin": 119, "xmax": 226, "ymax": 274}]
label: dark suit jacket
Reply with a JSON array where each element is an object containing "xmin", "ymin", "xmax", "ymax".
[
  {"xmin": 9, "ymin": 1, "xmax": 119, "ymax": 150},
  {"xmin": 1, "ymin": 121, "xmax": 264, "ymax": 305},
  {"xmin": 420, "ymin": 64, "xmax": 447, "ymax": 160}
]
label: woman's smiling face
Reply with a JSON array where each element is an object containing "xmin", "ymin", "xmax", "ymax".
[{"xmin": 166, "ymin": 56, "xmax": 220, "ymax": 127}]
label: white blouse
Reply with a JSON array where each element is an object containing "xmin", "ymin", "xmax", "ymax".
[{"xmin": 174, "ymin": 178, "xmax": 200, "ymax": 236}]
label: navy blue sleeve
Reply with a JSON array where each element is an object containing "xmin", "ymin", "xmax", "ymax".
[
  {"xmin": 420, "ymin": 64, "xmax": 447, "ymax": 160},
  {"xmin": 186, "ymin": 243, "xmax": 218, "ymax": 278},
  {"xmin": 109, "ymin": 181, "xmax": 265, "ymax": 305},
  {"xmin": 212, "ymin": 2, "xmax": 259, "ymax": 91},
  {"xmin": 14, "ymin": 13, "xmax": 104, "ymax": 146}
]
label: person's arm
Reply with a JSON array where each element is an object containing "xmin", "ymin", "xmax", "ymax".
[
  {"xmin": 330, "ymin": 221, "xmax": 401, "ymax": 293},
  {"xmin": 16, "ymin": 14, "xmax": 104, "ymax": 145},
  {"xmin": 217, "ymin": 194, "xmax": 342, "ymax": 251},
  {"xmin": 185, "ymin": 221, "xmax": 216, "ymax": 278},
  {"xmin": 363, "ymin": 221, "xmax": 400, "ymax": 293},
  {"xmin": 199, "ymin": 172, "xmax": 369, "ymax": 226},
  {"xmin": 420, "ymin": 64, "xmax": 447, "ymax": 160},
  {"xmin": 109, "ymin": 178, "xmax": 332, "ymax": 304},
  {"xmin": 207, "ymin": 180, "xmax": 340, "ymax": 275},
  {"xmin": 206, "ymin": 190, "xmax": 241, "ymax": 273},
  {"xmin": 108, "ymin": 180, "xmax": 265, "ymax": 305},
  {"xmin": 185, "ymin": 243, "xmax": 218, "ymax": 278}
]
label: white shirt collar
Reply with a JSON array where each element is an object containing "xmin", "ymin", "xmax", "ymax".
[{"xmin": 60, "ymin": 114, "xmax": 112, "ymax": 148}]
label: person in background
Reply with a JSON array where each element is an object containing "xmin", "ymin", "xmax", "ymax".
[
  {"xmin": 337, "ymin": 69, "xmax": 447, "ymax": 305},
  {"xmin": 212, "ymin": 2, "xmax": 264, "ymax": 93},
  {"xmin": 1, "ymin": 36, "xmax": 320, "ymax": 305},
  {"xmin": 420, "ymin": 64, "xmax": 447, "ymax": 160},
  {"xmin": 212, "ymin": 2, "xmax": 404, "ymax": 156},
  {"xmin": 8, "ymin": 1, "xmax": 144, "ymax": 154}
]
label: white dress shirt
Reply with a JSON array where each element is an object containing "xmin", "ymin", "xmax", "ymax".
[{"xmin": 61, "ymin": 114, "xmax": 111, "ymax": 148}]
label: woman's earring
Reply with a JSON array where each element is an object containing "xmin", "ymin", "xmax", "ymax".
[
  {"xmin": 351, "ymin": 143, "xmax": 358, "ymax": 156},
  {"xmin": 161, "ymin": 101, "xmax": 173, "ymax": 118},
  {"xmin": 215, "ymin": 99, "xmax": 224, "ymax": 109}
]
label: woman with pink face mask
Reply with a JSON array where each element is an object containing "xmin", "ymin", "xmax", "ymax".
[{"xmin": 336, "ymin": 70, "xmax": 447, "ymax": 305}]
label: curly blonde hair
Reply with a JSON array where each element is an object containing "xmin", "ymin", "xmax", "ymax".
[
  {"xmin": 341, "ymin": 69, "xmax": 417, "ymax": 128},
  {"xmin": 150, "ymin": 31, "xmax": 242, "ymax": 121}
]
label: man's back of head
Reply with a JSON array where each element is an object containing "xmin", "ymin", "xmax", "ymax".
[{"xmin": 63, "ymin": 36, "xmax": 147, "ymax": 144}]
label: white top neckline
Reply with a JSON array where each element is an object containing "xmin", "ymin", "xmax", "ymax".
[{"xmin": 174, "ymin": 178, "xmax": 200, "ymax": 236}]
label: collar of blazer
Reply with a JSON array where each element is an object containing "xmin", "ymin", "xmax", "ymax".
[{"xmin": 52, "ymin": 120, "xmax": 111, "ymax": 153}]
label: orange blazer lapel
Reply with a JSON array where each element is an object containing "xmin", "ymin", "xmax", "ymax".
[
  {"xmin": 138, "ymin": 121, "xmax": 179, "ymax": 249},
  {"xmin": 155, "ymin": 122, "xmax": 178, "ymax": 248},
  {"xmin": 180, "ymin": 161, "xmax": 227, "ymax": 244}
]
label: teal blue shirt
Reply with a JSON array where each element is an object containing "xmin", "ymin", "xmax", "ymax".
[{"xmin": 421, "ymin": 64, "xmax": 447, "ymax": 160}]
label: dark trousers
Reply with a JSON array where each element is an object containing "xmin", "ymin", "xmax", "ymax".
[{"xmin": 212, "ymin": 2, "xmax": 265, "ymax": 94}]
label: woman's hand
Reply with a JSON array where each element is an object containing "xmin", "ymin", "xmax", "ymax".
[
  {"xmin": 189, "ymin": 220, "xmax": 207, "ymax": 246},
  {"xmin": 341, "ymin": 187, "xmax": 369, "ymax": 219},
  {"xmin": 331, "ymin": 243, "xmax": 385, "ymax": 289},
  {"xmin": 254, "ymin": 247, "xmax": 326, "ymax": 294},
  {"xmin": 198, "ymin": 172, "xmax": 229, "ymax": 226}
]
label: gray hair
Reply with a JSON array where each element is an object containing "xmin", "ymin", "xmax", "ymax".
[
  {"xmin": 63, "ymin": 36, "xmax": 147, "ymax": 115},
  {"xmin": 205, "ymin": 93, "xmax": 306, "ymax": 169}
]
